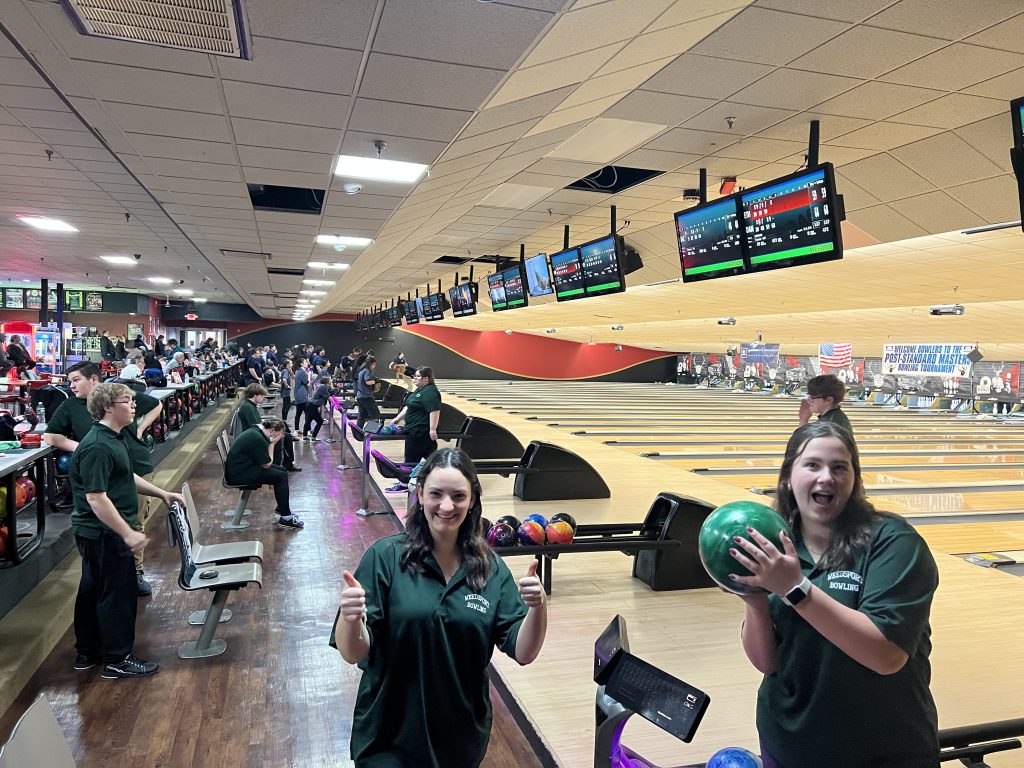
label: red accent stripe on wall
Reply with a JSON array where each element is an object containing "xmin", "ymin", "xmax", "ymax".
[{"xmin": 399, "ymin": 325, "xmax": 674, "ymax": 380}]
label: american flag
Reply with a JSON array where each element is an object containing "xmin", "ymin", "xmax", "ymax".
[{"xmin": 819, "ymin": 343, "xmax": 852, "ymax": 371}]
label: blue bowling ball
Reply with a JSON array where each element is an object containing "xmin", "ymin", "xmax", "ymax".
[
  {"xmin": 523, "ymin": 513, "xmax": 548, "ymax": 529},
  {"xmin": 380, "ymin": 425, "xmax": 394, "ymax": 435},
  {"xmin": 706, "ymin": 747, "xmax": 762, "ymax": 768},
  {"xmin": 56, "ymin": 451, "xmax": 73, "ymax": 475}
]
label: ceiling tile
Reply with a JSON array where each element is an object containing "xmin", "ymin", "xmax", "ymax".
[
  {"xmin": 839, "ymin": 154, "xmax": 934, "ymax": 201},
  {"xmin": 888, "ymin": 191, "xmax": 986, "ymax": 232},
  {"xmin": 827, "ymin": 121, "xmax": 943, "ymax": 151},
  {"xmin": 461, "ymin": 87, "xmax": 575, "ymax": 139},
  {"xmin": 966, "ymin": 12, "xmax": 1024, "ymax": 54},
  {"xmin": 223, "ymin": 81, "xmax": 350, "ymax": 127},
  {"xmin": 880, "ymin": 43, "xmax": 1024, "ymax": 91},
  {"xmin": 104, "ymin": 102, "xmax": 233, "ymax": 142},
  {"xmin": 758, "ymin": 113, "xmax": 872, "ymax": 143},
  {"xmin": 813, "ymin": 81, "xmax": 943, "ymax": 120},
  {"xmin": 955, "ymin": 113, "xmax": 1014, "ymax": 173},
  {"xmin": 946, "ymin": 174, "xmax": 1022, "ymax": 223},
  {"xmin": 691, "ymin": 7, "xmax": 849, "ymax": 65},
  {"xmin": 349, "ymin": 98, "xmax": 472, "ymax": 143},
  {"xmin": 832, "ymin": 172, "xmax": 882, "ymax": 211},
  {"xmin": 890, "ymin": 132, "xmax": 1005, "ymax": 188},
  {"xmin": 615, "ymin": 148, "xmax": 700, "ymax": 171},
  {"xmin": 888, "ymin": 93, "xmax": 1007, "ymax": 130},
  {"xmin": 76, "ymin": 63, "xmax": 222, "ymax": 113},
  {"xmin": 753, "ymin": 0, "xmax": 896, "ymax": 23},
  {"xmin": 866, "ymin": 0, "xmax": 1020, "ymax": 40},
  {"xmin": 246, "ymin": 0, "xmax": 376, "ymax": 49},
  {"xmin": 232, "ymin": 118, "xmax": 340, "ymax": 154},
  {"xmin": 603, "ymin": 90, "xmax": 715, "ymax": 127},
  {"xmin": 217, "ymin": 37, "xmax": 361, "ymax": 94},
  {"xmin": 682, "ymin": 101, "xmax": 794, "ymax": 134},
  {"xmin": 642, "ymin": 53, "xmax": 773, "ymax": 100},
  {"xmin": 340, "ymin": 130, "xmax": 448, "ymax": 167},
  {"xmin": 359, "ymin": 54, "xmax": 505, "ymax": 112},
  {"xmin": 488, "ymin": 44, "xmax": 625, "ymax": 108},
  {"xmin": 964, "ymin": 67, "xmax": 1024, "ymax": 101},
  {"xmin": 715, "ymin": 136, "xmax": 807, "ymax": 162},
  {"xmin": 556, "ymin": 58, "xmax": 674, "ymax": 111},
  {"xmin": 731, "ymin": 69, "xmax": 862, "ymax": 111},
  {"xmin": 789, "ymin": 25, "xmax": 945, "ymax": 79}
]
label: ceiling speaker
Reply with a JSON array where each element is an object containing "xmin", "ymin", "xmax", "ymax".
[{"xmin": 967, "ymin": 348, "xmax": 983, "ymax": 363}]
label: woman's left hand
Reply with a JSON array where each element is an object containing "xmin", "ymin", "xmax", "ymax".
[
  {"xmin": 518, "ymin": 560, "xmax": 545, "ymax": 608},
  {"xmin": 729, "ymin": 529, "xmax": 803, "ymax": 596}
]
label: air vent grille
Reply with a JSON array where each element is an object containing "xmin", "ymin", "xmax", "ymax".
[{"xmin": 63, "ymin": 0, "xmax": 249, "ymax": 58}]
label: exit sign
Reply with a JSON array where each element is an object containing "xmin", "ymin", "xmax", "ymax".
[{"xmin": 185, "ymin": 313, "xmax": 198, "ymax": 320}]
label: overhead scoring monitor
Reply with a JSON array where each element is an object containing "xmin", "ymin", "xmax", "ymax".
[
  {"xmin": 501, "ymin": 265, "xmax": 528, "ymax": 309},
  {"xmin": 550, "ymin": 247, "xmax": 585, "ymax": 302},
  {"xmin": 448, "ymin": 283, "xmax": 477, "ymax": 318},
  {"xmin": 525, "ymin": 252, "xmax": 553, "ymax": 297},
  {"xmin": 675, "ymin": 197, "xmax": 746, "ymax": 283},
  {"xmin": 486, "ymin": 272, "xmax": 507, "ymax": 312},
  {"xmin": 580, "ymin": 235, "xmax": 626, "ymax": 297},
  {"xmin": 402, "ymin": 299, "xmax": 419, "ymax": 325}
]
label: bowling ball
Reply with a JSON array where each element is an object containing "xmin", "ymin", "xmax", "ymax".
[
  {"xmin": 188, "ymin": 406, "xmax": 194, "ymax": 417},
  {"xmin": 517, "ymin": 521, "xmax": 545, "ymax": 546},
  {"xmin": 0, "ymin": 487, "xmax": 6, "ymax": 512},
  {"xmin": 16, "ymin": 476, "xmax": 35, "ymax": 502},
  {"xmin": 0, "ymin": 528, "xmax": 6, "ymax": 558},
  {"xmin": 380, "ymin": 425, "xmax": 394, "ymax": 435},
  {"xmin": 523, "ymin": 513, "xmax": 548, "ymax": 529},
  {"xmin": 14, "ymin": 483, "xmax": 27, "ymax": 508},
  {"xmin": 706, "ymin": 747, "xmax": 762, "ymax": 768},
  {"xmin": 550, "ymin": 512, "xmax": 577, "ymax": 533},
  {"xmin": 152, "ymin": 423, "xmax": 165, "ymax": 440},
  {"xmin": 496, "ymin": 515, "xmax": 520, "ymax": 530},
  {"xmin": 479, "ymin": 517, "xmax": 493, "ymax": 537},
  {"xmin": 486, "ymin": 523, "xmax": 516, "ymax": 548},
  {"xmin": 545, "ymin": 520, "xmax": 574, "ymax": 545},
  {"xmin": 698, "ymin": 500, "xmax": 792, "ymax": 595},
  {"xmin": 56, "ymin": 452, "xmax": 73, "ymax": 475}
]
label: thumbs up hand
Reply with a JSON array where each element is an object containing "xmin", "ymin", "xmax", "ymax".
[
  {"xmin": 518, "ymin": 559, "xmax": 545, "ymax": 608},
  {"xmin": 340, "ymin": 570, "xmax": 367, "ymax": 623}
]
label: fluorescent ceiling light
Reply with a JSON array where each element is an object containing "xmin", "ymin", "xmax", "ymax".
[
  {"xmin": 193, "ymin": 298, "xmax": 208, "ymax": 303},
  {"xmin": 101, "ymin": 255, "xmax": 137, "ymax": 265},
  {"xmin": 299, "ymin": 289, "xmax": 327, "ymax": 296},
  {"xmin": 308, "ymin": 262, "xmax": 349, "ymax": 270},
  {"xmin": 148, "ymin": 277, "xmax": 173, "ymax": 284},
  {"xmin": 303, "ymin": 279, "xmax": 336, "ymax": 286},
  {"xmin": 316, "ymin": 235, "xmax": 373, "ymax": 247},
  {"xmin": 17, "ymin": 215, "xmax": 78, "ymax": 232},
  {"xmin": 334, "ymin": 155, "xmax": 428, "ymax": 183},
  {"xmin": 172, "ymin": 288, "xmax": 193, "ymax": 295}
]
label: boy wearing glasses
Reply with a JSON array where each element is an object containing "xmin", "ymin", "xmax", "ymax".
[{"xmin": 798, "ymin": 374, "xmax": 853, "ymax": 436}]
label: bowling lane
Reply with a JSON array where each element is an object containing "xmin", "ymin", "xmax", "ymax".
[
  {"xmin": 703, "ymin": 469, "xmax": 1024, "ymax": 492},
  {"xmin": 679, "ymin": 454, "xmax": 1024, "ymax": 472}
]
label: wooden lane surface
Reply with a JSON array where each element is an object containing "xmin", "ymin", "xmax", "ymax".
[
  {"xmin": 441, "ymin": 384, "xmax": 1024, "ymax": 767},
  {"xmin": 916, "ymin": 521, "xmax": 1024, "ymax": 554},
  {"xmin": 702, "ymin": 468, "xmax": 1024, "ymax": 491},
  {"xmin": 679, "ymin": 455, "xmax": 1024, "ymax": 471}
]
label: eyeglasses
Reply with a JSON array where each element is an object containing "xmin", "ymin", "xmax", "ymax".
[{"xmin": 111, "ymin": 399, "xmax": 135, "ymax": 405}]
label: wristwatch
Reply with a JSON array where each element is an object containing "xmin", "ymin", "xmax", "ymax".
[{"xmin": 781, "ymin": 576, "xmax": 812, "ymax": 607}]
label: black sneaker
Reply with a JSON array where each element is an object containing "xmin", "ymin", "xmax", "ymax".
[
  {"xmin": 284, "ymin": 465, "xmax": 302, "ymax": 472},
  {"xmin": 136, "ymin": 572, "xmax": 153, "ymax": 596},
  {"xmin": 101, "ymin": 654, "xmax": 159, "ymax": 679},
  {"xmin": 74, "ymin": 653, "xmax": 101, "ymax": 671},
  {"xmin": 276, "ymin": 515, "xmax": 305, "ymax": 530}
]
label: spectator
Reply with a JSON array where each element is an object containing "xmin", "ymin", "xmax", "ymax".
[{"xmin": 225, "ymin": 418, "xmax": 304, "ymax": 529}]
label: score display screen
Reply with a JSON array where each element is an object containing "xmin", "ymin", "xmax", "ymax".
[
  {"xmin": 676, "ymin": 198, "xmax": 746, "ymax": 283},
  {"xmin": 580, "ymin": 235, "xmax": 625, "ymax": 296},
  {"xmin": 385, "ymin": 306, "xmax": 402, "ymax": 326},
  {"xmin": 487, "ymin": 273, "xmax": 507, "ymax": 311},
  {"xmin": 741, "ymin": 165, "xmax": 841, "ymax": 272},
  {"xmin": 501, "ymin": 266, "xmax": 527, "ymax": 309},
  {"xmin": 403, "ymin": 300, "xmax": 419, "ymax": 324},
  {"xmin": 423, "ymin": 293, "xmax": 445, "ymax": 321},
  {"xmin": 550, "ymin": 247, "xmax": 585, "ymax": 302},
  {"xmin": 448, "ymin": 284, "xmax": 476, "ymax": 317}
]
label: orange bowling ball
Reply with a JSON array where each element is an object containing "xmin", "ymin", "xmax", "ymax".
[{"xmin": 545, "ymin": 521, "xmax": 574, "ymax": 544}]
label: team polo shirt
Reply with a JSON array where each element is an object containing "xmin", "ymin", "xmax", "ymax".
[
  {"xmin": 756, "ymin": 514, "xmax": 939, "ymax": 768},
  {"xmin": 46, "ymin": 391, "xmax": 160, "ymax": 475},
  {"xmin": 236, "ymin": 399, "xmax": 261, "ymax": 432},
  {"xmin": 225, "ymin": 426, "xmax": 270, "ymax": 486},
  {"xmin": 402, "ymin": 383, "xmax": 441, "ymax": 436},
  {"xmin": 329, "ymin": 534, "xmax": 527, "ymax": 768},
  {"xmin": 68, "ymin": 423, "xmax": 138, "ymax": 539},
  {"xmin": 818, "ymin": 405, "xmax": 853, "ymax": 435}
]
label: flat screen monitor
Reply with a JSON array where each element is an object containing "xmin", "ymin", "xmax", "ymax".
[
  {"xmin": 550, "ymin": 247, "xmax": 585, "ymax": 302},
  {"xmin": 594, "ymin": 614, "xmax": 629, "ymax": 685},
  {"xmin": 415, "ymin": 296, "xmax": 426, "ymax": 321},
  {"xmin": 741, "ymin": 163, "xmax": 842, "ymax": 273},
  {"xmin": 1012, "ymin": 96, "xmax": 1024, "ymax": 151},
  {"xmin": 448, "ymin": 283, "xmax": 477, "ymax": 318},
  {"xmin": 423, "ymin": 292, "xmax": 445, "ymax": 321},
  {"xmin": 402, "ymin": 299, "xmax": 419, "ymax": 325},
  {"xmin": 525, "ymin": 252, "xmax": 553, "ymax": 297},
  {"xmin": 385, "ymin": 306, "xmax": 402, "ymax": 327},
  {"xmin": 501, "ymin": 265, "xmax": 527, "ymax": 309},
  {"xmin": 487, "ymin": 272, "xmax": 507, "ymax": 312},
  {"xmin": 676, "ymin": 197, "xmax": 747, "ymax": 283},
  {"xmin": 580, "ymin": 234, "xmax": 625, "ymax": 297}
]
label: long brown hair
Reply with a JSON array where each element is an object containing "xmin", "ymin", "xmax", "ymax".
[
  {"xmin": 401, "ymin": 447, "xmax": 491, "ymax": 590},
  {"xmin": 775, "ymin": 421, "xmax": 879, "ymax": 569}
]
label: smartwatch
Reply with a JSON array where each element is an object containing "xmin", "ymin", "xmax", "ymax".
[{"xmin": 781, "ymin": 576, "xmax": 812, "ymax": 608}]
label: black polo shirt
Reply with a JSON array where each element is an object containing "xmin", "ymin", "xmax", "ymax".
[
  {"xmin": 402, "ymin": 383, "xmax": 441, "ymax": 436},
  {"xmin": 819, "ymin": 405, "xmax": 854, "ymax": 435},
  {"xmin": 69, "ymin": 423, "xmax": 138, "ymax": 539},
  {"xmin": 236, "ymin": 399, "xmax": 261, "ymax": 432},
  {"xmin": 225, "ymin": 426, "xmax": 270, "ymax": 486},
  {"xmin": 46, "ymin": 391, "xmax": 159, "ymax": 474}
]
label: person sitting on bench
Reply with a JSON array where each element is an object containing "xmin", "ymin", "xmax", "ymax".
[
  {"xmin": 225, "ymin": 417, "xmax": 304, "ymax": 530},
  {"xmin": 237, "ymin": 383, "xmax": 300, "ymax": 472}
]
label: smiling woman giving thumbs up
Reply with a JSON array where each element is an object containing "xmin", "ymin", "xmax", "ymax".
[{"xmin": 330, "ymin": 447, "xmax": 547, "ymax": 768}]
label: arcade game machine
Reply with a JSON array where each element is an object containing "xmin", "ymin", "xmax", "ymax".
[{"xmin": 32, "ymin": 323, "xmax": 67, "ymax": 374}]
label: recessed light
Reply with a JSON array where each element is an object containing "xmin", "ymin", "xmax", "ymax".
[
  {"xmin": 172, "ymin": 288, "xmax": 193, "ymax": 295},
  {"xmin": 308, "ymin": 262, "xmax": 349, "ymax": 270},
  {"xmin": 17, "ymin": 215, "xmax": 77, "ymax": 232},
  {"xmin": 193, "ymin": 297, "xmax": 208, "ymax": 303},
  {"xmin": 21, "ymin": 278, "xmax": 30, "ymax": 283},
  {"xmin": 101, "ymin": 255, "xmax": 137, "ymax": 265},
  {"xmin": 316, "ymin": 235, "xmax": 373, "ymax": 247},
  {"xmin": 302, "ymin": 279, "xmax": 336, "ymax": 286},
  {"xmin": 299, "ymin": 289, "xmax": 327, "ymax": 296},
  {"xmin": 148, "ymin": 277, "xmax": 173, "ymax": 284},
  {"xmin": 334, "ymin": 155, "xmax": 428, "ymax": 183}
]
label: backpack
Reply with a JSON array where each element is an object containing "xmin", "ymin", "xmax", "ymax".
[{"xmin": 143, "ymin": 368, "xmax": 167, "ymax": 388}]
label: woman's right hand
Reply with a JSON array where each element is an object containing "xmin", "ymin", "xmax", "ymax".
[{"xmin": 340, "ymin": 571, "xmax": 366, "ymax": 623}]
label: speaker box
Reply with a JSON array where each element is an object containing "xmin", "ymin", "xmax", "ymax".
[{"xmin": 967, "ymin": 348, "xmax": 983, "ymax": 363}]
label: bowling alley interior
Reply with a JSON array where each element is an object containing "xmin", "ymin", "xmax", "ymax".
[{"xmin": 2, "ymin": 0, "xmax": 1024, "ymax": 766}]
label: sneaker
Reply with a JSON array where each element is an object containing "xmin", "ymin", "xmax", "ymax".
[
  {"xmin": 284, "ymin": 465, "xmax": 303, "ymax": 473},
  {"xmin": 276, "ymin": 515, "xmax": 305, "ymax": 530},
  {"xmin": 101, "ymin": 654, "xmax": 159, "ymax": 679},
  {"xmin": 385, "ymin": 483, "xmax": 408, "ymax": 493},
  {"xmin": 136, "ymin": 573, "xmax": 153, "ymax": 596},
  {"xmin": 74, "ymin": 653, "xmax": 101, "ymax": 671}
]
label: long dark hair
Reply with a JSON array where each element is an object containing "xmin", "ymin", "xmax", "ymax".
[
  {"xmin": 775, "ymin": 421, "xmax": 879, "ymax": 569},
  {"xmin": 401, "ymin": 448, "xmax": 491, "ymax": 591}
]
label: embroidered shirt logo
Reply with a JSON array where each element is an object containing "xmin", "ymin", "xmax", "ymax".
[
  {"xmin": 827, "ymin": 570, "xmax": 863, "ymax": 593},
  {"xmin": 465, "ymin": 594, "xmax": 490, "ymax": 614}
]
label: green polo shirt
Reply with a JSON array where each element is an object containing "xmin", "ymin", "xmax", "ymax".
[
  {"xmin": 45, "ymin": 391, "xmax": 160, "ymax": 473},
  {"xmin": 756, "ymin": 514, "xmax": 939, "ymax": 768},
  {"xmin": 818, "ymin": 405, "xmax": 853, "ymax": 435},
  {"xmin": 236, "ymin": 399, "xmax": 261, "ymax": 432},
  {"xmin": 402, "ymin": 383, "xmax": 441, "ymax": 436},
  {"xmin": 225, "ymin": 426, "xmax": 270, "ymax": 486},
  {"xmin": 68, "ymin": 423, "xmax": 139, "ymax": 539},
  {"xmin": 329, "ymin": 533, "xmax": 527, "ymax": 768}
]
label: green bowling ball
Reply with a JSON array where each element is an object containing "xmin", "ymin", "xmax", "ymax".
[{"xmin": 699, "ymin": 500, "xmax": 792, "ymax": 595}]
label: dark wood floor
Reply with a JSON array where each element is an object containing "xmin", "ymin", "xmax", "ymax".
[{"xmin": 0, "ymin": 433, "xmax": 543, "ymax": 767}]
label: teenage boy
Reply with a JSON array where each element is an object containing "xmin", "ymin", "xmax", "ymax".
[{"xmin": 798, "ymin": 374, "xmax": 854, "ymax": 435}]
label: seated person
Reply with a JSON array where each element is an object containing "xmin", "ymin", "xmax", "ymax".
[
  {"xmin": 224, "ymin": 418, "xmax": 304, "ymax": 530},
  {"xmin": 237, "ymin": 383, "xmax": 300, "ymax": 472},
  {"xmin": 120, "ymin": 354, "xmax": 144, "ymax": 381}
]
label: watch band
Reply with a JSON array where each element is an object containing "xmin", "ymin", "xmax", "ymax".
[{"xmin": 782, "ymin": 576, "xmax": 812, "ymax": 607}]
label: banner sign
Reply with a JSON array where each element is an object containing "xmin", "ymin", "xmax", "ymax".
[
  {"xmin": 882, "ymin": 343, "xmax": 975, "ymax": 378},
  {"xmin": 740, "ymin": 343, "xmax": 780, "ymax": 366}
]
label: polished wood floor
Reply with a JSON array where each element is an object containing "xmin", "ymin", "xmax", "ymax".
[{"xmin": 0, "ymin": 433, "xmax": 542, "ymax": 768}]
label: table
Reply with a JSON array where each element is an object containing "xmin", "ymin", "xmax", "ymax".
[
  {"xmin": 145, "ymin": 388, "xmax": 175, "ymax": 442},
  {"xmin": 0, "ymin": 444, "xmax": 55, "ymax": 564}
]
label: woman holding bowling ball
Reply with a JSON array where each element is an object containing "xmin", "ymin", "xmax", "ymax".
[
  {"xmin": 331, "ymin": 447, "xmax": 547, "ymax": 768},
  {"xmin": 731, "ymin": 421, "xmax": 939, "ymax": 768}
]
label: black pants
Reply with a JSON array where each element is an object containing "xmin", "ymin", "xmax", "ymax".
[
  {"xmin": 356, "ymin": 396, "xmax": 381, "ymax": 428},
  {"xmin": 294, "ymin": 402, "xmax": 307, "ymax": 432},
  {"xmin": 255, "ymin": 466, "xmax": 291, "ymax": 515},
  {"xmin": 281, "ymin": 396, "xmax": 291, "ymax": 422},
  {"xmin": 305, "ymin": 402, "xmax": 324, "ymax": 438},
  {"xmin": 74, "ymin": 532, "xmax": 138, "ymax": 663},
  {"xmin": 272, "ymin": 432, "xmax": 296, "ymax": 468},
  {"xmin": 404, "ymin": 431, "xmax": 437, "ymax": 465}
]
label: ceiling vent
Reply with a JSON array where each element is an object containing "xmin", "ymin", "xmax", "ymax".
[
  {"xmin": 248, "ymin": 184, "xmax": 324, "ymax": 214},
  {"xmin": 61, "ymin": 0, "xmax": 251, "ymax": 58},
  {"xmin": 565, "ymin": 166, "xmax": 664, "ymax": 195}
]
